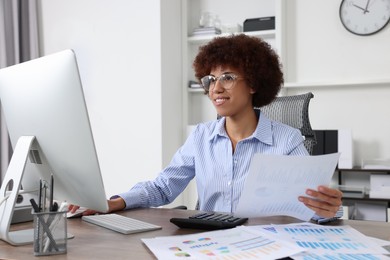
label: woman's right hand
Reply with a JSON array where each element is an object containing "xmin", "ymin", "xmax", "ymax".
[
  {"xmin": 67, "ymin": 204, "xmax": 99, "ymax": 216},
  {"xmin": 68, "ymin": 197, "xmax": 126, "ymax": 216}
]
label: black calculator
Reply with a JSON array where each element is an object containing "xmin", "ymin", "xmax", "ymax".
[{"xmin": 170, "ymin": 212, "xmax": 248, "ymax": 230}]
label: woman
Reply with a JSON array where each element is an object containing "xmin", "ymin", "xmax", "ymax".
[{"xmin": 72, "ymin": 34, "xmax": 342, "ymax": 220}]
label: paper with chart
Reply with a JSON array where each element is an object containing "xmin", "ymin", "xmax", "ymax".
[
  {"xmin": 142, "ymin": 226, "xmax": 305, "ymax": 260},
  {"xmin": 250, "ymin": 222, "xmax": 389, "ymax": 259},
  {"xmin": 235, "ymin": 153, "xmax": 340, "ymax": 221}
]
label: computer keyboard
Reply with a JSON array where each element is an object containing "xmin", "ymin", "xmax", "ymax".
[
  {"xmin": 82, "ymin": 214, "xmax": 162, "ymax": 234},
  {"xmin": 170, "ymin": 212, "xmax": 248, "ymax": 230}
]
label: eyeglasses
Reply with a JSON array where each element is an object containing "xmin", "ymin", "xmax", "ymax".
[{"xmin": 200, "ymin": 73, "xmax": 244, "ymax": 91}]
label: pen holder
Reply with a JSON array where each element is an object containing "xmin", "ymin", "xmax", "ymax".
[{"xmin": 32, "ymin": 210, "xmax": 67, "ymax": 256}]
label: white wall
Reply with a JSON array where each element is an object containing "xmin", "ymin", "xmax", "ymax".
[
  {"xmin": 161, "ymin": 1, "xmax": 183, "ymax": 171},
  {"xmin": 283, "ymin": 0, "xmax": 390, "ymax": 166},
  {"xmin": 38, "ymin": 0, "xmax": 183, "ymax": 202}
]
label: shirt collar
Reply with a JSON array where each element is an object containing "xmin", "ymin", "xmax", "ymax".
[{"xmin": 209, "ymin": 111, "xmax": 274, "ymax": 146}]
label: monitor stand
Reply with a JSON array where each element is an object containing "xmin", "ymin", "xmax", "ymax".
[
  {"xmin": 0, "ymin": 136, "xmax": 74, "ymax": 246},
  {"xmin": 0, "ymin": 136, "xmax": 37, "ymax": 245}
]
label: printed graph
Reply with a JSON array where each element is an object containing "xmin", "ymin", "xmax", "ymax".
[
  {"xmin": 259, "ymin": 224, "xmax": 388, "ymax": 256},
  {"xmin": 301, "ymin": 252, "xmax": 382, "ymax": 260}
]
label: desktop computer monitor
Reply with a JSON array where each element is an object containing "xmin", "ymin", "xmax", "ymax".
[{"xmin": 0, "ymin": 49, "xmax": 109, "ymax": 245}]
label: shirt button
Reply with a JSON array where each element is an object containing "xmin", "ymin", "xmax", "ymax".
[{"xmin": 228, "ymin": 181, "xmax": 231, "ymax": 186}]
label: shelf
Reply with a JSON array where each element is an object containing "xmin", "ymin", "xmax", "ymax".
[
  {"xmin": 188, "ymin": 88, "xmax": 204, "ymax": 93},
  {"xmin": 337, "ymin": 168, "xmax": 390, "ymax": 205},
  {"xmin": 338, "ymin": 167, "xmax": 390, "ymax": 173},
  {"xmin": 342, "ymin": 196, "xmax": 390, "ymax": 202},
  {"xmin": 284, "ymin": 78, "xmax": 390, "ymax": 89},
  {"xmin": 187, "ymin": 30, "xmax": 275, "ymax": 44}
]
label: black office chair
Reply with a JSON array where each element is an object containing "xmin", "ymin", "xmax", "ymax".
[{"xmin": 260, "ymin": 92, "xmax": 316, "ymax": 155}]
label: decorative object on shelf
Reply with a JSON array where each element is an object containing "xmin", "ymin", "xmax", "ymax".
[
  {"xmin": 339, "ymin": 0, "xmax": 390, "ymax": 36},
  {"xmin": 243, "ymin": 16, "xmax": 275, "ymax": 32},
  {"xmin": 192, "ymin": 11, "xmax": 222, "ymax": 36},
  {"xmin": 199, "ymin": 11, "xmax": 214, "ymax": 28}
]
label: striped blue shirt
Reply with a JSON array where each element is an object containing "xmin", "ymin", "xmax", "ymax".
[{"xmin": 118, "ymin": 112, "xmax": 309, "ymax": 213}]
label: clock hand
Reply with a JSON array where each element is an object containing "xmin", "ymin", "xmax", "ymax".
[
  {"xmin": 364, "ymin": 0, "xmax": 370, "ymax": 14},
  {"xmin": 353, "ymin": 4, "xmax": 369, "ymax": 13}
]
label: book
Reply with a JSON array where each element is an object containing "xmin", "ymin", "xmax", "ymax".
[{"xmin": 191, "ymin": 26, "xmax": 221, "ymax": 36}]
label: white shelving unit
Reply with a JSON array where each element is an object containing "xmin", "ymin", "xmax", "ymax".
[{"xmin": 187, "ymin": 30, "xmax": 275, "ymax": 44}]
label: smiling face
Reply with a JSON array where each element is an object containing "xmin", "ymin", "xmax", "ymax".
[
  {"xmin": 208, "ymin": 65, "xmax": 255, "ymax": 119},
  {"xmin": 193, "ymin": 35, "xmax": 283, "ymax": 108}
]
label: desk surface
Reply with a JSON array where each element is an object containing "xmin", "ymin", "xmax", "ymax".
[{"xmin": 1, "ymin": 208, "xmax": 390, "ymax": 259}]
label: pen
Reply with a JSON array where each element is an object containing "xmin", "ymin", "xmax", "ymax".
[
  {"xmin": 38, "ymin": 179, "xmax": 42, "ymax": 212},
  {"xmin": 30, "ymin": 198, "xmax": 40, "ymax": 213},
  {"xmin": 49, "ymin": 174, "xmax": 54, "ymax": 212},
  {"xmin": 42, "ymin": 181, "xmax": 47, "ymax": 212}
]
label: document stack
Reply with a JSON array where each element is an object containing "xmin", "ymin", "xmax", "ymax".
[
  {"xmin": 191, "ymin": 26, "xmax": 221, "ymax": 36},
  {"xmin": 142, "ymin": 223, "xmax": 390, "ymax": 259}
]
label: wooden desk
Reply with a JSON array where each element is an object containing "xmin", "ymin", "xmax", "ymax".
[{"xmin": 1, "ymin": 208, "xmax": 390, "ymax": 259}]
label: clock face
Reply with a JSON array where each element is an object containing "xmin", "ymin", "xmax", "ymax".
[{"xmin": 340, "ymin": 0, "xmax": 390, "ymax": 35}]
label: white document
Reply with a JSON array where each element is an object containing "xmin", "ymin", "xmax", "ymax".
[
  {"xmin": 235, "ymin": 153, "xmax": 340, "ymax": 221},
  {"xmin": 142, "ymin": 226, "xmax": 304, "ymax": 260},
  {"xmin": 250, "ymin": 223, "xmax": 389, "ymax": 258}
]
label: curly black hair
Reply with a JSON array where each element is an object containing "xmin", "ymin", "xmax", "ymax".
[{"xmin": 193, "ymin": 34, "xmax": 283, "ymax": 107}]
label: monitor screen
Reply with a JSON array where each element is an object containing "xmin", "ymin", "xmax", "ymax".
[{"xmin": 0, "ymin": 50, "xmax": 109, "ymax": 244}]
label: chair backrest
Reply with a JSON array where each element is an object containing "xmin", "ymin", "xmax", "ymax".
[{"xmin": 260, "ymin": 92, "xmax": 316, "ymax": 155}]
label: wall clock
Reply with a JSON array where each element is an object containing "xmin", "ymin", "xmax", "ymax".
[{"xmin": 339, "ymin": 0, "xmax": 390, "ymax": 36}]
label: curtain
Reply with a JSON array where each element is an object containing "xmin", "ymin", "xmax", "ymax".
[{"xmin": 0, "ymin": 0, "xmax": 39, "ymax": 185}]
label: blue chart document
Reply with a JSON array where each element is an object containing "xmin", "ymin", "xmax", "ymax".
[
  {"xmin": 235, "ymin": 153, "xmax": 340, "ymax": 221},
  {"xmin": 253, "ymin": 223, "xmax": 390, "ymax": 259}
]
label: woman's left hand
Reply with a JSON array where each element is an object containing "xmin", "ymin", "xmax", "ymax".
[{"xmin": 299, "ymin": 185, "xmax": 343, "ymax": 218}]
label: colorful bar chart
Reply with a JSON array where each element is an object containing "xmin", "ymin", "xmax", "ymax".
[
  {"xmin": 256, "ymin": 223, "xmax": 389, "ymax": 257},
  {"xmin": 301, "ymin": 252, "xmax": 382, "ymax": 260}
]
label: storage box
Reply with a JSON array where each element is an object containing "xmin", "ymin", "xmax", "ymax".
[
  {"xmin": 243, "ymin": 17, "xmax": 275, "ymax": 32},
  {"xmin": 353, "ymin": 202, "xmax": 387, "ymax": 221},
  {"xmin": 370, "ymin": 174, "xmax": 390, "ymax": 199}
]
